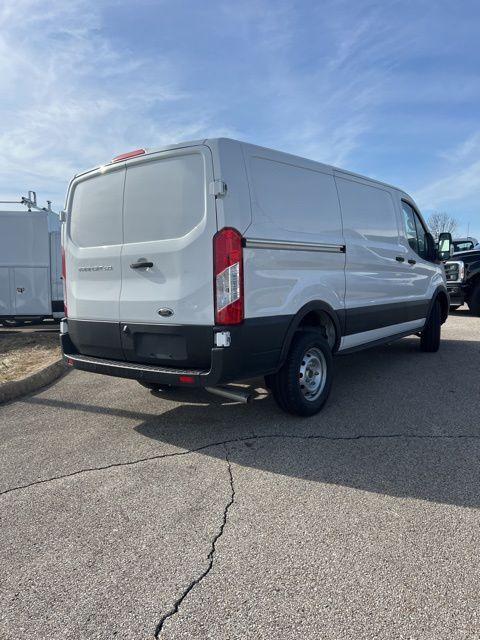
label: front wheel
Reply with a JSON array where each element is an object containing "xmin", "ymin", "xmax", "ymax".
[
  {"xmin": 467, "ymin": 283, "xmax": 480, "ymax": 316},
  {"xmin": 420, "ymin": 299, "xmax": 441, "ymax": 352},
  {"xmin": 268, "ymin": 331, "xmax": 333, "ymax": 416}
]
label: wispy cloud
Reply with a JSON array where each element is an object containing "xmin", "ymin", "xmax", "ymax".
[
  {"xmin": 222, "ymin": 0, "xmax": 410, "ymax": 167},
  {"xmin": 416, "ymin": 131, "xmax": 480, "ymax": 211},
  {"xmin": 0, "ymin": 0, "xmax": 223, "ymax": 203},
  {"xmin": 0, "ymin": 0, "xmax": 479, "ymax": 239}
]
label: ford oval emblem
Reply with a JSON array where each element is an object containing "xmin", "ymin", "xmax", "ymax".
[{"xmin": 158, "ymin": 308, "xmax": 174, "ymax": 317}]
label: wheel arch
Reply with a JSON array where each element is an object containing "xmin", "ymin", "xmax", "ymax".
[
  {"xmin": 430, "ymin": 286, "xmax": 449, "ymax": 324},
  {"xmin": 279, "ymin": 301, "xmax": 344, "ymax": 365}
]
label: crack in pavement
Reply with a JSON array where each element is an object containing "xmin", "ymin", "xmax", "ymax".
[
  {"xmin": 1, "ymin": 431, "xmax": 479, "ymax": 498},
  {"xmin": 153, "ymin": 444, "xmax": 235, "ymax": 638}
]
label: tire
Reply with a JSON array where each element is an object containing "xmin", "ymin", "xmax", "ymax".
[
  {"xmin": 138, "ymin": 381, "xmax": 175, "ymax": 392},
  {"xmin": 420, "ymin": 299, "xmax": 441, "ymax": 352},
  {"xmin": 467, "ymin": 283, "xmax": 480, "ymax": 316},
  {"xmin": 2, "ymin": 319, "xmax": 23, "ymax": 327},
  {"xmin": 269, "ymin": 331, "xmax": 333, "ymax": 417}
]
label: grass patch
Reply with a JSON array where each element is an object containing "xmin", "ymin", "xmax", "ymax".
[{"xmin": 0, "ymin": 333, "xmax": 61, "ymax": 383}]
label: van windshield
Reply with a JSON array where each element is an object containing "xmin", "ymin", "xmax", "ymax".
[{"xmin": 453, "ymin": 241, "xmax": 474, "ymax": 252}]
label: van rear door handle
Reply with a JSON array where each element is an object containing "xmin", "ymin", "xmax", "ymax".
[
  {"xmin": 408, "ymin": 259, "xmax": 416, "ymax": 265},
  {"xmin": 130, "ymin": 260, "xmax": 153, "ymax": 269},
  {"xmin": 395, "ymin": 256, "xmax": 405, "ymax": 262}
]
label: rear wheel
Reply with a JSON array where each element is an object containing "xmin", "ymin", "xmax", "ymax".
[
  {"xmin": 268, "ymin": 331, "xmax": 333, "ymax": 416},
  {"xmin": 420, "ymin": 299, "xmax": 441, "ymax": 352},
  {"xmin": 1, "ymin": 319, "xmax": 23, "ymax": 327},
  {"xmin": 467, "ymin": 282, "xmax": 480, "ymax": 316},
  {"xmin": 138, "ymin": 382, "xmax": 175, "ymax": 392}
]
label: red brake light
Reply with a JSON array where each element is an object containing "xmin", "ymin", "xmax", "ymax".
[
  {"xmin": 213, "ymin": 227, "xmax": 244, "ymax": 325},
  {"xmin": 179, "ymin": 375, "xmax": 195, "ymax": 384},
  {"xmin": 112, "ymin": 148, "xmax": 146, "ymax": 163},
  {"xmin": 61, "ymin": 246, "xmax": 67, "ymax": 317}
]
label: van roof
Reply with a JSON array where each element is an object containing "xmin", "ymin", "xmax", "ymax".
[
  {"xmin": 214, "ymin": 138, "xmax": 403, "ymax": 194},
  {"xmin": 73, "ymin": 137, "xmax": 407, "ymax": 196}
]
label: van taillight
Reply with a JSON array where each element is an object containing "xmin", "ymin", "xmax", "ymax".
[
  {"xmin": 213, "ymin": 227, "xmax": 244, "ymax": 325},
  {"xmin": 61, "ymin": 247, "xmax": 67, "ymax": 317}
]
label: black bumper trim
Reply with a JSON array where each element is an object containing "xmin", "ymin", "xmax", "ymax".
[
  {"xmin": 62, "ymin": 316, "xmax": 291, "ymax": 385},
  {"xmin": 63, "ymin": 350, "xmax": 223, "ymax": 387}
]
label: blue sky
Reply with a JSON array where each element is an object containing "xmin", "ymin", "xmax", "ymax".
[{"xmin": 1, "ymin": 0, "xmax": 479, "ymax": 238}]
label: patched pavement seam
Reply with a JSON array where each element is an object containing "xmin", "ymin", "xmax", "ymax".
[
  {"xmin": 153, "ymin": 444, "xmax": 235, "ymax": 637},
  {"xmin": 1, "ymin": 432, "xmax": 479, "ymax": 498}
]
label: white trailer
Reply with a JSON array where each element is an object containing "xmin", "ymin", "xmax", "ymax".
[{"xmin": 0, "ymin": 193, "xmax": 63, "ymax": 325}]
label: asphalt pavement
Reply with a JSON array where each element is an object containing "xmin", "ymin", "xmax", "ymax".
[{"xmin": 1, "ymin": 308, "xmax": 479, "ymax": 639}]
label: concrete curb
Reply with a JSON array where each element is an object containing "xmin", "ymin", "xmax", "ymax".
[{"xmin": 0, "ymin": 358, "xmax": 67, "ymax": 405}]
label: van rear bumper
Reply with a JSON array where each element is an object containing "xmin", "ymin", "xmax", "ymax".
[
  {"xmin": 62, "ymin": 346, "xmax": 223, "ymax": 387},
  {"xmin": 61, "ymin": 315, "xmax": 290, "ymax": 386}
]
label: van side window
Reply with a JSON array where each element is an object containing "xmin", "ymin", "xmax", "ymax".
[
  {"xmin": 335, "ymin": 178, "xmax": 398, "ymax": 243},
  {"xmin": 401, "ymin": 201, "xmax": 427, "ymax": 259},
  {"xmin": 401, "ymin": 202, "xmax": 418, "ymax": 253},
  {"xmin": 413, "ymin": 212, "xmax": 427, "ymax": 259}
]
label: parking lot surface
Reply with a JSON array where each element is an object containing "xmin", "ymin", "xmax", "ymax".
[{"xmin": 1, "ymin": 309, "xmax": 479, "ymax": 639}]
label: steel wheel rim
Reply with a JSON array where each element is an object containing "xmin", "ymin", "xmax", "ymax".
[{"xmin": 299, "ymin": 347, "xmax": 327, "ymax": 402}]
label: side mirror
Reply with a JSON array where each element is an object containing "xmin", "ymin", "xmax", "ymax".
[
  {"xmin": 425, "ymin": 232, "xmax": 436, "ymax": 262},
  {"xmin": 437, "ymin": 232, "xmax": 452, "ymax": 261}
]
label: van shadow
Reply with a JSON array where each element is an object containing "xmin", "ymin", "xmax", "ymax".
[
  {"xmin": 450, "ymin": 307, "xmax": 475, "ymax": 318},
  {"xmin": 25, "ymin": 336, "xmax": 480, "ymax": 509},
  {"xmin": 132, "ymin": 336, "xmax": 480, "ymax": 509}
]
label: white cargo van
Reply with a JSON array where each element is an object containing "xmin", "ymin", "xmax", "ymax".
[
  {"xmin": 0, "ymin": 210, "xmax": 63, "ymax": 325},
  {"xmin": 61, "ymin": 139, "xmax": 451, "ymax": 415}
]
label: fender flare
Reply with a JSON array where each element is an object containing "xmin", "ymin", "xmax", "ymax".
[
  {"xmin": 279, "ymin": 301, "xmax": 344, "ymax": 364},
  {"xmin": 428, "ymin": 285, "xmax": 449, "ymax": 324}
]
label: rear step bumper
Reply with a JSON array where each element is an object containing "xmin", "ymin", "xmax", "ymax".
[
  {"xmin": 61, "ymin": 316, "xmax": 289, "ymax": 386},
  {"xmin": 62, "ymin": 336, "xmax": 224, "ymax": 387}
]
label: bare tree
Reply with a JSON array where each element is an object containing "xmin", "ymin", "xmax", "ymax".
[{"xmin": 427, "ymin": 212, "xmax": 459, "ymax": 239}]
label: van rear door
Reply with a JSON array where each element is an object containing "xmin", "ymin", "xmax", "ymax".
[
  {"xmin": 118, "ymin": 146, "xmax": 217, "ymax": 365},
  {"xmin": 66, "ymin": 166, "xmax": 125, "ymax": 359}
]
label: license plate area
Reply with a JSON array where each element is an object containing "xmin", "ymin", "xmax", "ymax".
[{"xmin": 120, "ymin": 323, "xmax": 212, "ymax": 369}]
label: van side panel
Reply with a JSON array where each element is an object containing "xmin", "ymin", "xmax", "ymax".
[
  {"xmin": 49, "ymin": 230, "xmax": 63, "ymax": 305},
  {"xmin": 0, "ymin": 268, "xmax": 12, "ymax": 316},
  {"xmin": 13, "ymin": 268, "xmax": 50, "ymax": 315},
  {"xmin": 0, "ymin": 211, "xmax": 52, "ymax": 318},
  {"xmin": 335, "ymin": 175, "xmax": 404, "ymax": 307},
  {"xmin": 334, "ymin": 174, "xmax": 430, "ymax": 346},
  {"xmin": 241, "ymin": 144, "xmax": 346, "ymax": 320}
]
